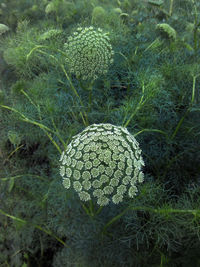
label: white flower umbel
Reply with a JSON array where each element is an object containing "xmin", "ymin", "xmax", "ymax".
[
  {"xmin": 64, "ymin": 27, "xmax": 114, "ymax": 81},
  {"xmin": 60, "ymin": 123, "xmax": 145, "ymax": 206}
]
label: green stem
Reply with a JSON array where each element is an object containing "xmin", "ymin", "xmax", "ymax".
[
  {"xmin": 0, "ymin": 208, "xmax": 68, "ymax": 248},
  {"xmin": 123, "ymin": 83, "xmax": 145, "ymax": 128},
  {"xmin": 0, "ymin": 174, "xmax": 48, "ymax": 182},
  {"xmin": 79, "ymin": 80, "xmax": 94, "ymax": 113},
  {"xmin": 171, "ymin": 111, "xmax": 189, "ymax": 140},
  {"xmin": 21, "ymin": 89, "xmax": 66, "ymax": 149},
  {"xmin": 27, "ymin": 47, "xmax": 89, "ymax": 126},
  {"xmin": 171, "ymin": 75, "xmax": 197, "ymax": 140},
  {"xmin": 191, "ymin": 75, "xmax": 196, "ymax": 104},
  {"xmin": 102, "ymin": 205, "xmax": 200, "ymax": 234},
  {"xmin": 60, "ymin": 64, "xmax": 89, "ymax": 126},
  {"xmin": 5, "ymin": 144, "xmax": 24, "ymax": 161},
  {"xmin": 81, "ymin": 200, "xmax": 104, "ymax": 217},
  {"xmin": 169, "ymin": 0, "xmax": 174, "ymax": 16},
  {"xmin": 134, "ymin": 128, "xmax": 168, "ymax": 139},
  {"xmin": 95, "ymin": 206, "xmax": 104, "ymax": 216},
  {"xmin": 192, "ymin": 0, "xmax": 198, "ymax": 52},
  {"xmin": 26, "ymin": 45, "xmax": 67, "ymax": 61},
  {"xmin": 81, "ymin": 202, "xmax": 91, "ymax": 216},
  {"xmin": 1, "ymin": 105, "xmax": 62, "ymax": 154},
  {"xmin": 89, "ymin": 200, "xmax": 94, "ymax": 216},
  {"xmin": 88, "ymin": 82, "xmax": 94, "ymax": 113}
]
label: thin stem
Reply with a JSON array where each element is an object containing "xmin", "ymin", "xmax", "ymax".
[
  {"xmin": 0, "ymin": 174, "xmax": 48, "ymax": 182},
  {"xmin": 4, "ymin": 144, "xmax": 24, "ymax": 162},
  {"xmin": 102, "ymin": 205, "xmax": 200, "ymax": 234},
  {"xmin": 78, "ymin": 80, "xmax": 94, "ymax": 114},
  {"xmin": 192, "ymin": 0, "xmax": 198, "ymax": 52},
  {"xmin": 51, "ymin": 117, "xmax": 66, "ymax": 149},
  {"xmin": 88, "ymin": 82, "xmax": 94, "ymax": 113},
  {"xmin": 89, "ymin": 200, "xmax": 94, "ymax": 217},
  {"xmin": 21, "ymin": 89, "xmax": 66, "ymax": 149},
  {"xmin": 95, "ymin": 206, "xmax": 104, "ymax": 216},
  {"xmin": 1, "ymin": 105, "xmax": 62, "ymax": 154},
  {"xmin": 0, "ymin": 208, "xmax": 69, "ymax": 247},
  {"xmin": 134, "ymin": 128, "xmax": 168, "ymax": 139},
  {"xmin": 81, "ymin": 202, "xmax": 91, "ymax": 216},
  {"xmin": 60, "ymin": 64, "xmax": 89, "ymax": 126},
  {"xmin": 27, "ymin": 47, "xmax": 89, "ymax": 126},
  {"xmin": 191, "ymin": 75, "xmax": 196, "ymax": 104},
  {"xmin": 169, "ymin": 0, "xmax": 174, "ymax": 16},
  {"xmin": 123, "ymin": 82, "xmax": 145, "ymax": 128},
  {"xmin": 81, "ymin": 200, "xmax": 104, "ymax": 217},
  {"xmin": 171, "ymin": 75, "xmax": 197, "ymax": 140}
]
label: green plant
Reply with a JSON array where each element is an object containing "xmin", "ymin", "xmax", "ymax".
[
  {"xmin": 0, "ymin": 0, "xmax": 200, "ymax": 265},
  {"xmin": 60, "ymin": 123, "xmax": 144, "ymax": 208},
  {"xmin": 156, "ymin": 23, "xmax": 177, "ymax": 40},
  {"xmin": 91, "ymin": 6, "xmax": 108, "ymax": 26},
  {"xmin": 0, "ymin": 23, "xmax": 9, "ymax": 35},
  {"xmin": 45, "ymin": 0, "xmax": 77, "ymax": 24},
  {"xmin": 63, "ymin": 26, "xmax": 114, "ymax": 113},
  {"xmin": 38, "ymin": 29, "xmax": 62, "ymax": 41},
  {"xmin": 191, "ymin": 0, "xmax": 200, "ymax": 53},
  {"xmin": 2, "ymin": 20, "xmax": 53, "ymax": 78},
  {"xmin": 7, "ymin": 130, "xmax": 22, "ymax": 147}
]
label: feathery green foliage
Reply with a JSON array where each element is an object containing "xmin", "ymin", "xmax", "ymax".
[
  {"xmin": 156, "ymin": 23, "xmax": 177, "ymax": 40},
  {"xmin": 0, "ymin": 23, "xmax": 9, "ymax": 35}
]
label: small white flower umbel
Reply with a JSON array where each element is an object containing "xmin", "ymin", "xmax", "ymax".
[
  {"xmin": 64, "ymin": 27, "xmax": 114, "ymax": 81},
  {"xmin": 59, "ymin": 123, "xmax": 145, "ymax": 206}
]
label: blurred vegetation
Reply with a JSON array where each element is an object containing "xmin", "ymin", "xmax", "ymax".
[{"xmin": 0, "ymin": 0, "xmax": 200, "ymax": 266}]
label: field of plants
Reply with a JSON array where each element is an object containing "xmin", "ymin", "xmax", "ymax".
[{"xmin": 0, "ymin": 0, "xmax": 200, "ymax": 266}]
